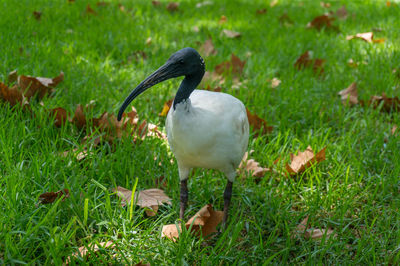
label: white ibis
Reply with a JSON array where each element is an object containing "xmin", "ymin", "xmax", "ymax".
[{"xmin": 117, "ymin": 48, "xmax": 249, "ymax": 225}]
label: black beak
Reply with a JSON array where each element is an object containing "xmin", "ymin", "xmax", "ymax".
[{"xmin": 117, "ymin": 63, "xmax": 174, "ymax": 121}]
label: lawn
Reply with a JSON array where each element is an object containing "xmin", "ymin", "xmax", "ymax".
[{"xmin": 1, "ymin": 0, "xmax": 400, "ymax": 264}]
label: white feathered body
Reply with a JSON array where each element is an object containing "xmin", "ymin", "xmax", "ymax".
[{"xmin": 166, "ymin": 90, "xmax": 249, "ymax": 182}]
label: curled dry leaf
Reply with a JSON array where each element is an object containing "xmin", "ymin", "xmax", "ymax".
[
  {"xmin": 215, "ymin": 54, "xmax": 246, "ymax": 77},
  {"xmin": 86, "ymin": 4, "xmax": 97, "ymax": 15},
  {"xmin": 8, "ymin": 70, "xmax": 18, "ymax": 84},
  {"xmin": 268, "ymin": 77, "xmax": 281, "ymax": 88},
  {"xmin": 294, "ymin": 51, "xmax": 325, "ymax": 74},
  {"xmin": 199, "ymin": 39, "xmax": 217, "ymax": 57},
  {"xmin": 335, "ymin": 5, "xmax": 348, "ymax": 19},
  {"xmin": 238, "ymin": 151, "xmax": 271, "ymax": 178},
  {"xmin": 365, "ymin": 93, "xmax": 400, "ymax": 112},
  {"xmin": 33, "ymin": 11, "xmax": 42, "ymax": 20},
  {"xmin": 279, "ymin": 13, "xmax": 293, "ymax": 26},
  {"xmin": 219, "ymin": 15, "xmax": 227, "ymax": 24},
  {"xmin": 159, "ymin": 99, "xmax": 173, "ymax": 116},
  {"xmin": 152, "ymin": 0, "xmax": 161, "ymax": 7},
  {"xmin": 38, "ymin": 189, "xmax": 69, "ymax": 205},
  {"xmin": 307, "ymin": 14, "xmax": 338, "ymax": 31},
  {"xmin": 49, "ymin": 107, "xmax": 68, "ymax": 127},
  {"xmin": 246, "ymin": 108, "xmax": 273, "ymax": 136},
  {"xmin": 65, "ymin": 241, "xmax": 115, "ymax": 264},
  {"xmin": 256, "ymin": 8, "xmax": 267, "ymax": 15},
  {"xmin": 18, "ymin": 71, "xmax": 64, "ymax": 100},
  {"xmin": 222, "ymin": 29, "xmax": 241, "ymax": 39},
  {"xmin": 286, "ymin": 146, "xmax": 326, "ymax": 175},
  {"xmin": 338, "ymin": 82, "xmax": 358, "ymax": 106},
  {"xmin": 113, "ymin": 186, "xmax": 171, "ymax": 216},
  {"xmin": 292, "ymin": 216, "xmax": 336, "ymax": 240},
  {"xmin": 72, "ymin": 104, "xmax": 86, "ymax": 129},
  {"xmin": 346, "ymin": 32, "xmax": 385, "ymax": 43},
  {"xmin": 0, "ymin": 82, "xmax": 26, "ymax": 107},
  {"xmin": 162, "ymin": 204, "xmax": 223, "ymax": 241},
  {"xmin": 166, "ymin": 2, "xmax": 179, "ymax": 12}
]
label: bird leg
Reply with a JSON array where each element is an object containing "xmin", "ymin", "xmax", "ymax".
[
  {"xmin": 180, "ymin": 179, "xmax": 188, "ymax": 220},
  {"xmin": 223, "ymin": 181, "xmax": 233, "ymax": 227}
]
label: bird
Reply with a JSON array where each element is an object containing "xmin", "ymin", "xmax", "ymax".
[{"xmin": 117, "ymin": 47, "xmax": 249, "ymax": 226}]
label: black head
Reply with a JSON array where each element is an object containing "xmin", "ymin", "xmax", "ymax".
[{"xmin": 117, "ymin": 47, "xmax": 205, "ymax": 120}]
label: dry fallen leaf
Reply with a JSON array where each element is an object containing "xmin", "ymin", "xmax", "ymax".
[
  {"xmin": 346, "ymin": 32, "xmax": 385, "ymax": 43},
  {"xmin": 8, "ymin": 70, "xmax": 18, "ymax": 84},
  {"xmin": 279, "ymin": 13, "xmax": 293, "ymax": 26},
  {"xmin": 307, "ymin": 14, "xmax": 338, "ymax": 31},
  {"xmin": 0, "ymin": 82, "xmax": 26, "ymax": 107},
  {"xmin": 86, "ymin": 4, "xmax": 97, "ymax": 15},
  {"xmin": 256, "ymin": 8, "xmax": 267, "ymax": 15},
  {"xmin": 338, "ymin": 82, "xmax": 358, "ymax": 106},
  {"xmin": 159, "ymin": 99, "xmax": 173, "ymax": 116},
  {"xmin": 246, "ymin": 108, "xmax": 273, "ymax": 136},
  {"xmin": 215, "ymin": 54, "xmax": 246, "ymax": 77},
  {"xmin": 66, "ymin": 241, "xmax": 115, "ymax": 264},
  {"xmin": 33, "ymin": 11, "xmax": 42, "ymax": 20},
  {"xmin": 222, "ymin": 29, "xmax": 241, "ymax": 39},
  {"xmin": 335, "ymin": 5, "xmax": 348, "ymax": 19},
  {"xmin": 391, "ymin": 125, "xmax": 398, "ymax": 136},
  {"xmin": 320, "ymin": 2, "xmax": 331, "ymax": 8},
  {"xmin": 286, "ymin": 146, "xmax": 326, "ymax": 175},
  {"xmin": 292, "ymin": 216, "xmax": 309, "ymax": 238},
  {"xmin": 38, "ymin": 189, "xmax": 69, "ymax": 205},
  {"xmin": 18, "ymin": 71, "xmax": 64, "ymax": 100},
  {"xmin": 199, "ymin": 39, "xmax": 217, "ymax": 57},
  {"xmin": 292, "ymin": 216, "xmax": 335, "ymax": 240},
  {"xmin": 49, "ymin": 107, "xmax": 68, "ymax": 127},
  {"xmin": 270, "ymin": 0, "xmax": 278, "ymax": 7},
  {"xmin": 365, "ymin": 93, "xmax": 400, "ymax": 112},
  {"xmin": 166, "ymin": 2, "xmax": 179, "ymax": 12},
  {"xmin": 113, "ymin": 186, "xmax": 171, "ymax": 216},
  {"xmin": 294, "ymin": 51, "xmax": 325, "ymax": 74},
  {"xmin": 238, "ymin": 151, "xmax": 271, "ymax": 178},
  {"xmin": 219, "ymin": 15, "xmax": 227, "ymax": 24},
  {"xmin": 152, "ymin": 0, "xmax": 161, "ymax": 7},
  {"xmin": 268, "ymin": 77, "xmax": 281, "ymax": 88},
  {"xmin": 162, "ymin": 204, "xmax": 223, "ymax": 241}
]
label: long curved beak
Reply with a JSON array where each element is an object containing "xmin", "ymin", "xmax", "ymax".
[{"xmin": 117, "ymin": 63, "xmax": 173, "ymax": 121}]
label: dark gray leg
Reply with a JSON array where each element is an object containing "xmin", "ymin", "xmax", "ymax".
[
  {"xmin": 180, "ymin": 179, "xmax": 188, "ymax": 220},
  {"xmin": 223, "ymin": 181, "xmax": 233, "ymax": 227}
]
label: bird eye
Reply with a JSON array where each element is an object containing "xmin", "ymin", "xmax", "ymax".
[{"xmin": 179, "ymin": 59, "xmax": 185, "ymax": 65}]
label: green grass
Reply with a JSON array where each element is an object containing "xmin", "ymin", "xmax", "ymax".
[{"xmin": 1, "ymin": 0, "xmax": 400, "ymax": 264}]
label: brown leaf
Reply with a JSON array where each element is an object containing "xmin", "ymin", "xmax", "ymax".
[
  {"xmin": 346, "ymin": 32, "xmax": 384, "ymax": 43},
  {"xmin": 72, "ymin": 104, "xmax": 87, "ymax": 130},
  {"xmin": 86, "ymin": 4, "xmax": 97, "ymax": 15},
  {"xmin": 292, "ymin": 216, "xmax": 309, "ymax": 238},
  {"xmin": 392, "ymin": 125, "xmax": 398, "ymax": 135},
  {"xmin": 66, "ymin": 241, "xmax": 115, "ymax": 264},
  {"xmin": 336, "ymin": 5, "xmax": 348, "ymax": 19},
  {"xmin": 162, "ymin": 204, "xmax": 223, "ymax": 241},
  {"xmin": 0, "ymin": 82, "xmax": 26, "ymax": 107},
  {"xmin": 215, "ymin": 54, "xmax": 246, "ymax": 77},
  {"xmin": 279, "ymin": 13, "xmax": 293, "ymax": 26},
  {"xmin": 256, "ymin": 8, "xmax": 267, "ymax": 15},
  {"xmin": 166, "ymin": 2, "xmax": 179, "ymax": 12},
  {"xmin": 33, "ymin": 11, "xmax": 42, "ymax": 20},
  {"xmin": 305, "ymin": 228, "xmax": 335, "ymax": 240},
  {"xmin": 222, "ymin": 29, "xmax": 241, "ymax": 39},
  {"xmin": 96, "ymin": 1, "xmax": 109, "ymax": 7},
  {"xmin": 246, "ymin": 108, "xmax": 273, "ymax": 136},
  {"xmin": 320, "ymin": 2, "xmax": 331, "ymax": 8},
  {"xmin": 286, "ymin": 146, "xmax": 326, "ymax": 175},
  {"xmin": 268, "ymin": 77, "xmax": 281, "ymax": 88},
  {"xmin": 338, "ymin": 82, "xmax": 358, "ymax": 106},
  {"xmin": 159, "ymin": 99, "xmax": 173, "ymax": 116},
  {"xmin": 294, "ymin": 51, "xmax": 325, "ymax": 74},
  {"xmin": 8, "ymin": 70, "xmax": 18, "ymax": 84},
  {"xmin": 49, "ymin": 107, "xmax": 68, "ymax": 127},
  {"xmin": 152, "ymin": 1, "xmax": 161, "ymax": 7},
  {"xmin": 199, "ymin": 39, "xmax": 217, "ymax": 57},
  {"xmin": 38, "ymin": 189, "xmax": 69, "ymax": 204},
  {"xmin": 307, "ymin": 14, "xmax": 338, "ymax": 31},
  {"xmin": 18, "ymin": 71, "xmax": 64, "ymax": 99},
  {"xmin": 238, "ymin": 152, "xmax": 270, "ymax": 178},
  {"xmin": 366, "ymin": 93, "xmax": 400, "ymax": 112},
  {"xmin": 113, "ymin": 186, "xmax": 171, "ymax": 215},
  {"xmin": 219, "ymin": 15, "xmax": 227, "ymax": 24},
  {"xmin": 145, "ymin": 37, "xmax": 152, "ymax": 46}
]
